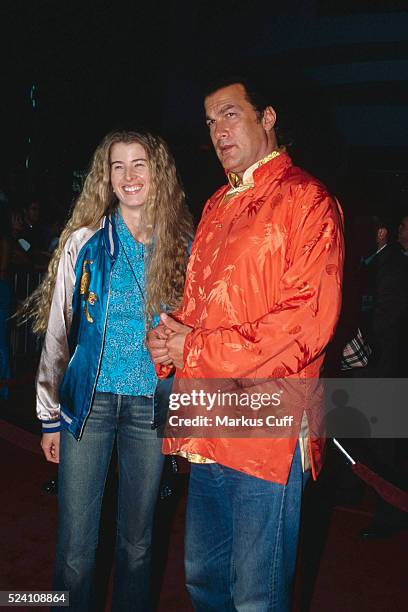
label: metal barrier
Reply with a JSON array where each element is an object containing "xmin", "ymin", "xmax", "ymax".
[{"xmin": 9, "ymin": 271, "xmax": 44, "ymax": 372}]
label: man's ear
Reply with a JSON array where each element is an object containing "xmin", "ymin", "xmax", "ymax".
[{"xmin": 261, "ymin": 106, "xmax": 277, "ymax": 132}]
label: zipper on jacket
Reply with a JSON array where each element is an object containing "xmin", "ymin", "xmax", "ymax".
[{"xmin": 78, "ymin": 266, "xmax": 114, "ymax": 440}]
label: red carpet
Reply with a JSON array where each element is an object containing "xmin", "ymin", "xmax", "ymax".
[
  {"xmin": 0, "ymin": 418, "xmax": 407, "ymax": 611},
  {"xmin": 0, "ymin": 433, "xmax": 57, "ymax": 593},
  {"xmin": 309, "ymin": 506, "xmax": 406, "ymax": 611}
]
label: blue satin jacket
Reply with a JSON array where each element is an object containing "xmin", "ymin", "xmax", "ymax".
[{"xmin": 37, "ymin": 215, "xmax": 171, "ymax": 440}]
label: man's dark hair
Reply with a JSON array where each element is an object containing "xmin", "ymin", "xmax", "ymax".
[
  {"xmin": 203, "ymin": 74, "xmax": 270, "ymax": 120},
  {"xmin": 372, "ymin": 214, "xmax": 394, "ymax": 236}
]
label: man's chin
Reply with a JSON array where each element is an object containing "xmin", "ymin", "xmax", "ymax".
[{"xmin": 218, "ymin": 151, "xmax": 236, "ymax": 169}]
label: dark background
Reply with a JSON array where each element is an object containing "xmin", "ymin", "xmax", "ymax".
[{"xmin": 1, "ymin": 0, "xmax": 408, "ymax": 222}]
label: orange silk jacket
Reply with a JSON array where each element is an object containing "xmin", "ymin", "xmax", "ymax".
[{"xmin": 161, "ymin": 152, "xmax": 344, "ymax": 483}]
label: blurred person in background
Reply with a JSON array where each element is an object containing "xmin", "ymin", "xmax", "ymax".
[
  {"xmin": 0, "ymin": 204, "xmax": 12, "ymax": 398},
  {"xmin": 20, "ymin": 199, "xmax": 47, "ymax": 251},
  {"xmin": 17, "ymin": 199, "xmax": 51, "ymax": 270},
  {"xmin": 398, "ymin": 213, "xmax": 408, "ymax": 255},
  {"xmin": 352, "ymin": 215, "xmax": 408, "ymax": 538}
]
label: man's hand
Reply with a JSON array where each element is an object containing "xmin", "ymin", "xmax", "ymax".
[
  {"xmin": 41, "ymin": 432, "xmax": 60, "ymax": 463},
  {"xmin": 146, "ymin": 321, "xmax": 173, "ymax": 365},
  {"xmin": 161, "ymin": 313, "xmax": 192, "ymax": 369}
]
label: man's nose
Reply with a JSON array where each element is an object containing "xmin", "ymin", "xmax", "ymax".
[{"xmin": 214, "ymin": 120, "xmax": 228, "ymax": 141}]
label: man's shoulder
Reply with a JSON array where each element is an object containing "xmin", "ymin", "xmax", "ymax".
[
  {"xmin": 379, "ymin": 242, "xmax": 408, "ymax": 270},
  {"xmin": 273, "ymin": 165, "xmax": 337, "ymax": 223},
  {"xmin": 209, "ymin": 183, "xmax": 229, "ymax": 201},
  {"xmin": 281, "ymin": 163, "xmax": 330, "ymax": 197}
]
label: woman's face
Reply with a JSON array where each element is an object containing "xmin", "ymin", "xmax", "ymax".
[{"xmin": 109, "ymin": 142, "xmax": 151, "ymax": 211}]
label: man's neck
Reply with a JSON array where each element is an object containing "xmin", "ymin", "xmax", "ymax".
[{"xmin": 227, "ymin": 149, "xmax": 282, "ymax": 190}]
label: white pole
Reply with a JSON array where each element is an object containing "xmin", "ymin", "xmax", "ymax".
[{"xmin": 333, "ymin": 438, "xmax": 356, "ymax": 465}]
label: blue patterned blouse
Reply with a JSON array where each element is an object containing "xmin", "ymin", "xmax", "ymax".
[{"xmin": 96, "ymin": 210, "xmax": 157, "ymax": 396}]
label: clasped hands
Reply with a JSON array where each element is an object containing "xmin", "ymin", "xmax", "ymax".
[{"xmin": 146, "ymin": 313, "xmax": 192, "ymax": 369}]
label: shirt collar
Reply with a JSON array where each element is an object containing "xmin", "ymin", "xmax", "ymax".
[
  {"xmin": 115, "ymin": 208, "xmax": 143, "ymax": 254},
  {"xmin": 361, "ymin": 243, "xmax": 388, "ymax": 266},
  {"xmin": 226, "ymin": 149, "xmax": 282, "ymax": 195}
]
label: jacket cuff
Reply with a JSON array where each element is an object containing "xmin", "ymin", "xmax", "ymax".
[
  {"xmin": 41, "ymin": 420, "xmax": 61, "ymax": 434},
  {"xmin": 155, "ymin": 363, "xmax": 175, "ymax": 379}
]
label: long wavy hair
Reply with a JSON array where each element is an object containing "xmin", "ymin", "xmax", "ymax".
[{"xmin": 20, "ymin": 130, "xmax": 194, "ymax": 334}]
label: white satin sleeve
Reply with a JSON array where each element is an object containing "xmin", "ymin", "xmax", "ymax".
[{"xmin": 35, "ymin": 227, "xmax": 95, "ymax": 426}]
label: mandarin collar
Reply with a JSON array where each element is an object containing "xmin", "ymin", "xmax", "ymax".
[{"xmin": 226, "ymin": 148, "xmax": 289, "ymax": 195}]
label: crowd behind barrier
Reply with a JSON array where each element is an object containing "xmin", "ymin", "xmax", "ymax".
[
  {"xmin": 9, "ymin": 270, "xmax": 44, "ymax": 371},
  {"xmin": 0, "ymin": 196, "xmax": 62, "ymax": 388}
]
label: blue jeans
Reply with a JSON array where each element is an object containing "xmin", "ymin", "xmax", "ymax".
[
  {"xmin": 185, "ymin": 445, "xmax": 308, "ymax": 612},
  {"xmin": 54, "ymin": 393, "xmax": 164, "ymax": 612}
]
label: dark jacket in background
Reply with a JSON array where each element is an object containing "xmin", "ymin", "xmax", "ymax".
[{"xmin": 360, "ymin": 242, "xmax": 408, "ymax": 377}]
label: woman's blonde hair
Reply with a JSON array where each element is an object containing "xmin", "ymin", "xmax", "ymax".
[{"xmin": 20, "ymin": 130, "xmax": 194, "ymax": 334}]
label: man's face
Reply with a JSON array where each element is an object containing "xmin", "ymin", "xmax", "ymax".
[
  {"xmin": 398, "ymin": 216, "xmax": 408, "ymax": 249},
  {"xmin": 204, "ymin": 83, "xmax": 276, "ymax": 178}
]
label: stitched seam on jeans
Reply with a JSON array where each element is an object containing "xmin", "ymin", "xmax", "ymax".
[
  {"xmin": 230, "ymin": 555, "xmax": 236, "ymax": 605},
  {"xmin": 269, "ymin": 485, "xmax": 287, "ymax": 609}
]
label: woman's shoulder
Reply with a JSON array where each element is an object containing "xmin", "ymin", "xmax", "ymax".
[{"xmin": 65, "ymin": 225, "xmax": 102, "ymax": 254}]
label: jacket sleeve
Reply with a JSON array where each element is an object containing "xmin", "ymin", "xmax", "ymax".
[
  {"xmin": 36, "ymin": 238, "xmax": 77, "ymax": 433},
  {"xmin": 182, "ymin": 191, "xmax": 344, "ymax": 378}
]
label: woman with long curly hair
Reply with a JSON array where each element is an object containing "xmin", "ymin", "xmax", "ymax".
[{"xmin": 22, "ymin": 130, "xmax": 193, "ymax": 611}]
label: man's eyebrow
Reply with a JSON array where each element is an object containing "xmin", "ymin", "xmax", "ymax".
[
  {"xmin": 110, "ymin": 157, "xmax": 147, "ymax": 165},
  {"xmin": 206, "ymin": 103, "xmax": 243, "ymax": 122},
  {"xmin": 220, "ymin": 103, "xmax": 238, "ymax": 113}
]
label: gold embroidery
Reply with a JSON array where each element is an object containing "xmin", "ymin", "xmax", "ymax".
[
  {"xmin": 88, "ymin": 292, "xmax": 97, "ymax": 306},
  {"xmin": 80, "ymin": 260, "xmax": 93, "ymax": 295},
  {"xmin": 80, "ymin": 260, "xmax": 97, "ymax": 323},
  {"xmin": 174, "ymin": 451, "xmax": 215, "ymax": 464},
  {"xmin": 84, "ymin": 292, "xmax": 98, "ymax": 323},
  {"xmin": 225, "ymin": 149, "xmax": 282, "ymax": 199},
  {"xmin": 227, "ymin": 171, "xmax": 242, "ymax": 189}
]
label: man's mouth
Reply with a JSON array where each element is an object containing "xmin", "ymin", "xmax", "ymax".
[{"xmin": 219, "ymin": 144, "xmax": 234, "ymax": 155}]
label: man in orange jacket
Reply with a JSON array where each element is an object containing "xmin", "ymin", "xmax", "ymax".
[{"xmin": 148, "ymin": 76, "xmax": 344, "ymax": 611}]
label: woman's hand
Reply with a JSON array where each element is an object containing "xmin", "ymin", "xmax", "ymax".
[
  {"xmin": 146, "ymin": 321, "xmax": 174, "ymax": 365},
  {"xmin": 41, "ymin": 432, "xmax": 60, "ymax": 463},
  {"xmin": 160, "ymin": 313, "xmax": 192, "ymax": 369}
]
